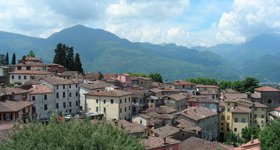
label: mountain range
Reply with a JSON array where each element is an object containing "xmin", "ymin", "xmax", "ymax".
[{"xmin": 0, "ymin": 25, "xmax": 280, "ymax": 82}]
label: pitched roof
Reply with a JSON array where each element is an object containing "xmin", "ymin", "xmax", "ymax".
[
  {"xmin": 176, "ymin": 119, "xmax": 201, "ymax": 132},
  {"xmin": 255, "ymin": 86, "xmax": 280, "ymax": 92},
  {"xmin": 153, "ymin": 125, "xmax": 180, "ymax": 137},
  {"xmin": 0, "ymin": 87, "xmax": 29, "ymax": 95},
  {"xmin": 117, "ymin": 120, "xmax": 147, "ymax": 134},
  {"xmin": 224, "ymin": 93, "xmax": 247, "ymax": 100},
  {"xmin": 143, "ymin": 106, "xmax": 177, "ymax": 114},
  {"xmin": 253, "ymin": 102, "xmax": 267, "ymax": 108},
  {"xmin": 149, "ymin": 88, "xmax": 162, "ymax": 93},
  {"xmin": 143, "ymin": 136, "xmax": 180, "ymax": 150},
  {"xmin": 274, "ymin": 106, "xmax": 280, "ymax": 112},
  {"xmin": 40, "ymin": 77, "xmax": 76, "ymax": 85},
  {"xmin": 179, "ymin": 137, "xmax": 233, "ymax": 150},
  {"xmin": 174, "ymin": 80, "xmax": 195, "ymax": 86},
  {"xmin": 29, "ymin": 85, "xmax": 52, "ymax": 94},
  {"xmin": 80, "ymin": 81, "xmax": 116, "ymax": 90},
  {"xmin": 187, "ymin": 96, "xmax": 219, "ymax": 104},
  {"xmin": 9, "ymin": 70, "xmax": 53, "ymax": 75},
  {"xmin": 231, "ymin": 106, "xmax": 251, "ymax": 114},
  {"xmin": 0, "ymin": 100, "xmax": 32, "ymax": 112},
  {"xmin": 168, "ymin": 93, "xmax": 187, "ymax": 101},
  {"xmin": 176, "ymin": 107, "xmax": 217, "ymax": 121},
  {"xmin": 86, "ymin": 89, "xmax": 132, "ymax": 97}
]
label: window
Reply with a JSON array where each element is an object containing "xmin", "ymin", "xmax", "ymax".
[
  {"xmin": 76, "ymin": 92, "xmax": 78, "ymax": 97},
  {"xmin": 69, "ymin": 102, "xmax": 72, "ymax": 107},
  {"xmin": 104, "ymin": 107, "xmax": 106, "ymax": 113},
  {"xmin": 125, "ymin": 98, "xmax": 127, "ymax": 103},
  {"xmin": 103, "ymin": 100, "xmax": 106, "ymax": 104},
  {"xmin": 120, "ymin": 99, "xmax": 122, "ymax": 103},
  {"xmin": 76, "ymin": 84, "xmax": 78, "ymax": 88},
  {"xmin": 221, "ymin": 127, "xmax": 223, "ymax": 130},
  {"xmin": 18, "ymin": 75, "xmax": 21, "ymax": 79},
  {"xmin": 24, "ymin": 76, "xmax": 27, "ymax": 80},
  {"xmin": 26, "ymin": 66, "xmax": 31, "ymax": 70},
  {"xmin": 56, "ymin": 92, "xmax": 59, "ymax": 98},
  {"xmin": 56, "ymin": 103, "xmax": 59, "ymax": 109},
  {"xmin": 69, "ymin": 85, "xmax": 71, "ymax": 88},
  {"xmin": 125, "ymin": 107, "xmax": 126, "ymax": 112},
  {"xmin": 76, "ymin": 101, "xmax": 79, "ymax": 106},
  {"xmin": 140, "ymin": 119, "xmax": 142, "ymax": 124},
  {"xmin": 254, "ymin": 114, "xmax": 257, "ymax": 118},
  {"xmin": 234, "ymin": 128, "xmax": 237, "ymax": 132},
  {"xmin": 129, "ymin": 97, "xmax": 130, "ymax": 102},
  {"xmin": 234, "ymin": 118, "xmax": 238, "ymax": 123},
  {"xmin": 69, "ymin": 92, "xmax": 72, "ymax": 97},
  {"xmin": 63, "ymin": 92, "xmax": 65, "ymax": 98},
  {"xmin": 63, "ymin": 102, "xmax": 66, "ymax": 108},
  {"xmin": 63, "ymin": 85, "xmax": 65, "ymax": 89},
  {"xmin": 267, "ymin": 99, "xmax": 272, "ymax": 104},
  {"xmin": 241, "ymin": 118, "xmax": 246, "ymax": 123},
  {"xmin": 261, "ymin": 114, "xmax": 264, "ymax": 118},
  {"xmin": 221, "ymin": 115, "xmax": 225, "ymax": 120},
  {"xmin": 151, "ymin": 100, "xmax": 154, "ymax": 103},
  {"xmin": 44, "ymin": 95, "xmax": 47, "ymax": 100},
  {"xmin": 96, "ymin": 99, "xmax": 98, "ymax": 103},
  {"xmin": 120, "ymin": 108, "xmax": 122, "ymax": 113},
  {"xmin": 69, "ymin": 109, "xmax": 72, "ymax": 113},
  {"xmin": 56, "ymin": 85, "xmax": 59, "ymax": 90},
  {"xmin": 17, "ymin": 66, "xmax": 21, "ymax": 70},
  {"xmin": 96, "ymin": 107, "xmax": 98, "ymax": 112},
  {"xmin": 12, "ymin": 75, "xmax": 14, "ymax": 79},
  {"xmin": 44, "ymin": 104, "xmax": 48, "ymax": 110},
  {"xmin": 227, "ymin": 128, "xmax": 230, "ymax": 131},
  {"xmin": 221, "ymin": 123, "xmax": 224, "ymax": 126},
  {"xmin": 129, "ymin": 106, "xmax": 130, "ymax": 110},
  {"xmin": 32, "ymin": 96, "xmax": 35, "ymax": 101},
  {"xmin": 111, "ymin": 99, "xmax": 114, "ymax": 104}
]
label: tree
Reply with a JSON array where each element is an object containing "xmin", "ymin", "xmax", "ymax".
[
  {"xmin": 149, "ymin": 73, "xmax": 163, "ymax": 83},
  {"xmin": 74, "ymin": 53, "xmax": 84, "ymax": 74},
  {"xmin": 11, "ymin": 53, "xmax": 16, "ymax": 65},
  {"xmin": 186, "ymin": 77, "xmax": 218, "ymax": 85},
  {"xmin": 53, "ymin": 43, "xmax": 67, "ymax": 67},
  {"xmin": 128, "ymin": 73, "xmax": 147, "ymax": 77},
  {"xmin": 232, "ymin": 80, "xmax": 244, "ymax": 92},
  {"xmin": 243, "ymin": 77, "xmax": 259, "ymax": 93},
  {"xmin": 4, "ymin": 52, "xmax": 9, "ymax": 65},
  {"xmin": 218, "ymin": 80, "xmax": 232, "ymax": 90},
  {"xmin": 27, "ymin": 50, "xmax": 35, "ymax": 57},
  {"xmin": 259, "ymin": 119, "xmax": 280, "ymax": 150},
  {"xmin": 21, "ymin": 55, "xmax": 26, "ymax": 61},
  {"xmin": 225, "ymin": 132, "xmax": 243, "ymax": 147},
  {"xmin": 0, "ymin": 116, "xmax": 144, "ymax": 149},
  {"xmin": 241, "ymin": 126, "xmax": 260, "ymax": 143},
  {"xmin": 65, "ymin": 46, "xmax": 74, "ymax": 70},
  {"xmin": 98, "ymin": 71, "xmax": 104, "ymax": 80}
]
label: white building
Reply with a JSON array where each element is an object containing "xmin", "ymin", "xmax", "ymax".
[
  {"xmin": 37, "ymin": 77, "xmax": 81, "ymax": 115},
  {"xmin": 9, "ymin": 70, "xmax": 54, "ymax": 85},
  {"xmin": 85, "ymin": 89, "xmax": 132, "ymax": 121}
]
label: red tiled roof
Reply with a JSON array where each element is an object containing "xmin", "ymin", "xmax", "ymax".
[
  {"xmin": 179, "ymin": 137, "xmax": 233, "ymax": 150},
  {"xmin": 197, "ymin": 84, "xmax": 218, "ymax": 88},
  {"xmin": 10, "ymin": 70, "xmax": 52, "ymax": 75},
  {"xmin": 30, "ymin": 85, "xmax": 52, "ymax": 94},
  {"xmin": 255, "ymin": 86, "xmax": 280, "ymax": 92},
  {"xmin": 231, "ymin": 106, "xmax": 251, "ymax": 114},
  {"xmin": 168, "ymin": 93, "xmax": 187, "ymax": 101},
  {"xmin": 274, "ymin": 106, "xmax": 280, "ymax": 112},
  {"xmin": 0, "ymin": 87, "xmax": 29, "ymax": 95},
  {"xmin": 86, "ymin": 89, "xmax": 132, "ymax": 97},
  {"xmin": 177, "ymin": 107, "xmax": 217, "ymax": 121},
  {"xmin": 0, "ymin": 100, "xmax": 32, "ymax": 112},
  {"xmin": 174, "ymin": 80, "xmax": 195, "ymax": 85},
  {"xmin": 143, "ymin": 136, "xmax": 180, "ymax": 150},
  {"xmin": 40, "ymin": 77, "xmax": 76, "ymax": 85},
  {"xmin": 253, "ymin": 102, "xmax": 267, "ymax": 108}
]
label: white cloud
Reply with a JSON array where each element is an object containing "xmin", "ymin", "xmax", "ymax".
[{"xmin": 216, "ymin": 0, "xmax": 280, "ymax": 43}]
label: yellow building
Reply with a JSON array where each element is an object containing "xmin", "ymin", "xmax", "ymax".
[
  {"xmin": 85, "ymin": 89, "xmax": 132, "ymax": 121},
  {"xmin": 219, "ymin": 99, "xmax": 267, "ymax": 138}
]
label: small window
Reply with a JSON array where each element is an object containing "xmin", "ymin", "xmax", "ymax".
[
  {"xmin": 129, "ymin": 97, "xmax": 131, "ymax": 102},
  {"xmin": 129, "ymin": 106, "xmax": 130, "ymax": 110},
  {"xmin": 69, "ymin": 92, "xmax": 72, "ymax": 97},
  {"xmin": 44, "ymin": 95, "xmax": 47, "ymax": 100},
  {"xmin": 104, "ymin": 107, "xmax": 106, "ymax": 113},
  {"xmin": 140, "ymin": 119, "xmax": 142, "ymax": 124},
  {"xmin": 56, "ymin": 85, "xmax": 59, "ymax": 90},
  {"xmin": 241, "ymin": 118, "xmax": 246, "ymax": 123},
  {"xmin": 76, "ymin": 101, "xmax": 79, "ymax": 106},
  {"xmin": 18, "ymin": 75, "xmax": 21, "ymax": 79},
  {"xmin": 69, "ymin": 85, "xmax": 71, "ymax": 88},
  {"xmin": 24, "ymin": 76, "xmax": 27, "ymax": 80},
  {"xmin": 56, "ymin": 103, "xmax": 59, "ymax": 109},
  {"xmin": 125, "ymin": 107, "xmax": 127, "ymax": 112},
  {"xmin": 111, "ymin": 99, "xmax": 113, "ymax": 104},
  {"xmin": 227, "ymin": 116, "xmax": 230, "ymax": 120},
  {"xmin": 96, "ymin": 99, "xmax": 99, "ymax": 103},
  {"xmin": 234, "ymin": 128, "xmax": 237, "ymax": 132},
  {"xmin": 76, "ymin": 92, "xmax": 78, "ymax": 97},
  {"xmin": 120, "ymin": 99, "xmax": 122, "ymax": 104},
  {"xmin": 261, "ymin": 114, "xmax": 264, "ymax": 118},
  {"xmin": 76, "ymin": 84, "xmax": 78, "ymax": 88},
  {"xmin": 234, "ymin": 118, "xmax": 238, "ymax": 123},
  {"xmin": 63, "ymin": 85, "xmax": 65, "ymax": 89},
  {"xmin": 125, "ymin": 98, "xmax": 127, "ymax": 103},
  {"xmin": 96, "ymin": 107, "xmax": 98, "ymax": 112},
  {"xmin": 103, "ymin": 100, "xmax": 106, "ymax": 104},
  {"xmin": 63, "ymin": 92, "xmax": 65, "ymax": 98},
  {"xmin": 44, "ymin": 104, "xmax": 48, "ymax": 110},
  {"xmin": 120, "ymin": 108, "xmax": 122, "ymax": 113},
  {"xmin": 69, "ymin": 102, "xmax": 72, "ymax": 107},
  {"xmin": 63, "ymin": 102, "xmax": 66, "ymax": 108},
  {"xmin": 56, "ymin": 92, "xmax": 59, "ymax": 98},
  {"xmin": 32, "ymin": 96, "xmax": 35, "ymax": 101},
  {"xmin": 12, "ymin": 75, "xmax": 14, "ymax": 79},
  {"xmin": 221, "ymin": 127, "xmax": 223, "ymax": 130}
]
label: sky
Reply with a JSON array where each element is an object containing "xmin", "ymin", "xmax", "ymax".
[{"xmin": 0, "ymin": 0, "xmax": 279, "ymax": 47}]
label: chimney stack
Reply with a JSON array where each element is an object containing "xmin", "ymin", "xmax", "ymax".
[{"xmin": 163, "ymin": 137, "xmax": 167, "ymax": 145}]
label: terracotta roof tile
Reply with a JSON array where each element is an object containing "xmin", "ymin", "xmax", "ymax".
[
  {"xmin": 174, "ymin": 80, "xmax": 195, "ymax": 85},
  {"xmin": 117, "ymin": 120, "xmax": 147, "ymax": 134},
  {"xmin": 255, "ymin": 86, "xmax": 280, "ymax": 92},
  {"xmin": 0, "ymin": 87, "xmax": 29, "ymax": 95},
  {"xmin": 0, "ymin": 100, "xmax": 32, "ymax": 112},
  {"xmin": 176, "ymin": 107, "xmax": 217, "ymax": 121},
  {"xmin": 176, "ymin": 119, "xmax": 201, "ymax": 132},
  {"xmin": 10, "ymin": 70, "xmax": 53, "ymax": 75},
  {"xmin": 274, "ymin": 106, "xmax": 280, "ymax": 111},
  {"xmin": 153, "ymin": 125, "xmax": 180, "ymax": 137},
  {"xmin": 30, "ymin": 85, "xmax": 52, "ymax": 94},
  {"xmin": 179, "ymin": 137, "xmax": 233, "ymax": 150},
  {"xmin": 143, "ymin": 136, "xmax": 180, "ymax": 150},
  {"xmin": 168, "ymin": 93, "xmax": 187, "ymax": 101},
  {"xmin": 40, "ymin": 77, "xmax": 76, "ymax": 85},
  {"xmin": 80, "ymin": 81, "xmax": 116, "ymax": 90},
  {"xmin": 143, "ymin": 106, "xmax": 177, "ymax": 114},
  {"xmin": 231, "ymin": 106, "xmax": 251, "ymax": 114}
]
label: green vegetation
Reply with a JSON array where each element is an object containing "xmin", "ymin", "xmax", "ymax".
[
  {"xmin": 241, "ymin": 126, "xmax": 260, "ymax": 143},
  {"xmin": 128, "ymin": 72, "xmax": 163, "ymax": 83},
  {"xmin": 11, "ymin": 53, "xmax": 16, "ymax": 65},
  {"xmin": 186, "ymin": 77, "xmax": 259, "ymax": 93},
  {"xmin": 27, "ymin": 50, "xmax": 35, "ymax": 57},
  {"xmin": 53, "ymin": 43, "xmax": 84, "ymax": 73},
  {"xmin": 0, "ymin": 116, "xmax": 144, "ymax": 150},
  {"xmin": 127, "ymin": 72, "xmax": 147, "ymax": 77},
  {"xmin": 5, "ymin": 52, "xmax": 9, "ymax": 65},
  {"xmin": 259, "ymin": 119, "xmax": 280, "ymax": 150},
  {"xmin": 225, "ymin": 132, "xmax": 243, "ymax": 147}
]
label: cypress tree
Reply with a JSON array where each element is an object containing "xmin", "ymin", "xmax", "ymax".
[
  {"xmin": 53, "ymin": 43, "xmax": 66, "ymax": 67},
  {"xmin": 65, "ymin": 47, "xmax": 74, "ymax": 70},
  {"xmin": 74, "ymin": 53, "xmax": 83, "ymax": 74},
  {"xmin": 4, "ymin": 52, "xmax": 9, "ymax": 65},
  {"xmin": 27, "ymin": 50, "xmax": 35, "ymax": 57},
  {"xmin": 11, "ymin": 53, "xmax": 16, "ymax": 65}
]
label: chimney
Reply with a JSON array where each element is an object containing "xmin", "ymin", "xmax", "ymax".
[
  {"xmin": 163, "ymin": 137, "xmax": 167, "ymax": 145},
  {"xmin": 250, "ymin": 134, "xmax": 254, "ymax": 143}
]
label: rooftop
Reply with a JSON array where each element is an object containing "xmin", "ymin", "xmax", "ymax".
[
  {"xmin": 9, "ymin": 70, "xmax": 53, "ymax": 75},
  {"xmin": 176, "ymin": 107, "xmax": 217, "ymax": 121},
  {"xmin": 153, "ymin": 124, "xmax": 180, "ymax": 137},
  {"xmin": 255, "ymin": 86, "xmax": 280, "ymax": 92},
  {"xmin": 80, "ymin": 81, "xmax": 116, "ymax": 90},
  {"xmin": 30, "ymin": 85, "xmax": 52, "ymax": 94},
  {"xmin": 231, "ymin": 106, "xmax": 252, "ymax": 114},
  {"xmin": 117, "ymin": 120, "xmax": 147, "ymax": 134},
  {"xmin": 143, "ymin": 136, "xmax": 180, "ymax": 150},
  {"xmin": 0, "ymin": 87, "xmax": 29, "ymax": 95},
  {"xmin": 143, "ymin": 105, "xmax": 177, "ymax": 114},
  {"xmin": 176, "ymin": 119, "xmax": 201, "ymax": 132},
  {"xmin": 179, "ymin": 137, "xmax": 233, "ymax": 150},
  {"xmin": 168, "ymin": 93, "xmax": 188, "ymax": 101},
  {"xmin": 0, "ymin": 100, "xmax": 32, "ymax": 112},
  {"xmin": 173, "ymin": 80, "xmax": 195, "ymax": 86},
  {"xmin": 40, "ymin": 77, "xmax": 76, "ymax": 85}
]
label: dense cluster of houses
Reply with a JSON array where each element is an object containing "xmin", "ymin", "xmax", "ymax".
[{"xmin": 1, "ymin": 56, "xmax": 280, "ymax": 150}]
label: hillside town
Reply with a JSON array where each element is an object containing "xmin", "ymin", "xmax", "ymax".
[{"xmin": 0, "ymin": 55, "xmax": 280, "ymax": 150}]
